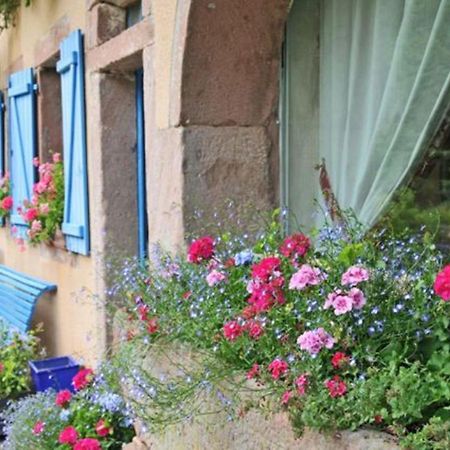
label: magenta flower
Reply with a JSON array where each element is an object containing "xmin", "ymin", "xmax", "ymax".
[
  {"xmin": 206, "ymin": 269, "xmax": 227, "ymax": 287},
  {"xmin": 348, "ymin": 287, "xmax": 366, "ymax": 309}
]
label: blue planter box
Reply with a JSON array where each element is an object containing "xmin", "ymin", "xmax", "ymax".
[{"xmin": 29, "ymin": 356, "xmax": 80, "ymax": 393}]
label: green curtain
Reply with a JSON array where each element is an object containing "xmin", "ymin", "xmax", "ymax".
[{"xmin": 284, "ymin": 0, "xmax": 450, "ymax": 227}]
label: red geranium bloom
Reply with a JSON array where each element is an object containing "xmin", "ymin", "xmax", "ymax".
[
  {"xmin": 245, "ymin": 320, "xmax": 264, "ymax": 340},
  {"xmin": 281, "ymin": 390, "xmax": 293, "ymax": 405},
  {"xmin": 138, "ymin": 305, "xmax": 149, "ymax": 321},
  {"xmin": 251, "ymin": 257, "xmax": 281, "ymax": 282},
  {"xmin": 95, "ymin": 419, "xmax": 111, "ymax": 437},
  {"xmin": 72, "ymin": 368, "xmax": 94, "ymax": 391},
  {"xmin": 294, "ymin": 374, "xmax": 309, "ymax": 396},
  {"xmin": 223, "ymin": 320, "xmax": 243, "ymax": 341},
  {"xmin": 73, "ymin": 438, "xmax": 102, "ymax": 450},
  {"xmin": 241, "ymin": 305, "xmax": 257, "ymax": 319},
  {"xmin": 147, "ymin": 317, "xmax": 159, "ymax": 334},
  {"xmin": 246, "ymin": 363, "xmax": 260, "ymax": 380},
  {"xmin": 187, "ymin": 236, "xmax": 215, "ymax": 264},
  {"xmin": 58, "ymin": 426, "xmax": 79, "ymax": 445},
  {"xmin": 280, "ymin": 233, "xmax": 310, "ymax": 259},
  {"xmin": 268, "ymin": 358, "xmax": 289, "ymax": 380},
  {"xmin": 325, "ymin": 375, "xmax": 347, "ymax": 398},
  {"xmin": 434, "ymin": 265, "xmax": 450, "ymax": 301},
  {"xmin": 331, "ymin": 352, "xmax": 349, "ymax": 370},
  {"xmin": 23, "ymin": 207, "xmax": 38, "ymax": 223},
  {"xmin": 55, "ymin": 389, "xmax": 72, "ymax": 407},
  {"xmin": 182, "ymin": 291, "xmax": 192, "ymax": 300}
]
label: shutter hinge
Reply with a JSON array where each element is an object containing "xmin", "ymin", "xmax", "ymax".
[{"xmin": 33, "ymin": 84, "xmax": 39, "ymax": 93}]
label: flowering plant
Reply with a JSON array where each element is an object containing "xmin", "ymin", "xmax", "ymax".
[
  {"xmin": 0, "ymin": 171, "xmax": 12, "ymax": 218},
  {"xmin": 0, "ymin": 321, "xmax": 42, "ymax": 399},
  {"xmin": 2, "ymin": 366, "xmax": 135, "ymax": 449},
  {"xmin": 18, "ymin": 153, "xmax": 64, "ymax": 245},
  {"xmin": 109, "ymin": 210, "xmax": 450, "ymax": 449}
]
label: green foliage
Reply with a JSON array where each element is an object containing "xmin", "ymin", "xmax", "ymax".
[
  {"xmin": 107, "ymin": 211, "xmax": 450, "ymax": 449},
  {"xmin": 0, "ymin": 0, "xmax": 31, "ymax": 31},
  {"xmin": 0, "ymin": 323, "xmax": 42, "ymax": 398}
]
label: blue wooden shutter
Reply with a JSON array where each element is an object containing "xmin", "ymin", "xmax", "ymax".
[
  {"xmin": 0, "ymin": 92, "xmax": 5, "ymax": 227},
  {"xmin": 8, "ymin": 68, "xmax": 37, "ymax": 238},
  {"xmin": 57, "ymin": 30, "xmax": 90, "ymax": 255}
]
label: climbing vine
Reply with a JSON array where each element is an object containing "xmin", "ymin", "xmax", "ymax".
[{"xmin": 0, "ymin": 0, "xmax": 31, "ymax": 31}]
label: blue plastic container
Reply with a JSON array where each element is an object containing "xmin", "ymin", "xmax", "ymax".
[{"xmin": 29, "ymin": 356, "xmax": 80, "ymax": 393}]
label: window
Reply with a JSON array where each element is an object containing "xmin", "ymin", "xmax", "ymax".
[
  {"xmin": 126, "ymin": 1, "xmax": 142, "ymax": 28},
  {"xmin": 281, "ymin": 0, "xmax": 450, "ymax": 233}
]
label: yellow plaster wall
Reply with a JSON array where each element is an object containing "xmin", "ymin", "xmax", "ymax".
[
  {"xmin": 0, "ymin": 0, "xmax": 86, "ymax": 86},
  {"xmin": 0, "ymin": 231, "xmax": 103, "ymax": 367},
  {"xmin": 0, "ymin": 0, "xmax": 103, "ymax": 366}
]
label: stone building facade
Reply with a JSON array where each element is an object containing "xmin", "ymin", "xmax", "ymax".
[{"xmin": 0, "ymin": 0, "xmax": 290, "ymax": 364}]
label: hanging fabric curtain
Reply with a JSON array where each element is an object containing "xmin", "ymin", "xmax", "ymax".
[{"xmin": 319, "ymin": 0, "xmax": 450, "ymax": 226}]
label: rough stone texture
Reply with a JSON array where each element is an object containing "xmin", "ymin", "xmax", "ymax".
[
  {"xmin": 171, "ymin": 0, "xmax": 290, "ymax": 127},
  {"xmin": 86, "ymin": 16, "xmax": 153, "ymax": 72},
  {"xmin": 34, "ymin": 15, "xmax": 71, "ymax": 68},
  {"xmin": 182, "ymin": 126, "xmax": 274, "ymax": 232},
  {"xmin": 87, "ymin": 3, "xmax": 126, "ymax": 49},
  {"xmin": 36, "ymin": 68, "xmax": 63, "ymax": 162}
]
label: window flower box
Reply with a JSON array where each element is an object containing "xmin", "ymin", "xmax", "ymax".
[{"xmin": 29, "ymin": 356, "xmax": 79, "ymax": 393}]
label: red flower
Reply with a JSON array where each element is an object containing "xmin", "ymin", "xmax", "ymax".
[
  {"xmin": 147, "ymin": 317, "xmax": 159, "ymax": 334},
  {"xmin": 223, "ymin": 320, "xmax": 243, "ymax": 341},
  {"xmin": 374, "ymin": 415, "xmax": 383, "ymax": 424},
  {"xmin": 268, "ymin": 358, "xmax": 289, "ymax": 380},
  {"xmin": 0, "ymin": 362, "xmax": 4, "ymax": 373},
  {"xmin": 55, "ymin": 389, "xmax": 72, "ymax": 407},
  {"xmin": 246, "ymin": 363, "xmax": 260, "ymax": 379},
  {"xmin": 241, "ymin": 305, "xmax": 257, "ymax": 319},
  {"xmin": 280, "ymin": 233, "xmax": 310, "ymax": 259},
  {"xmin": 32, "ymin": 421, "xmax": 45, "ymax": 435},
  {"xmin": 95, "ymin": 419, "xmax": 111, "ymax": 437},
  {"xmin": 224, "ymin": 257, "xmax": 236, "ymax": 268},
  {"xmin": 187, "ymin": 236, "xmax": 215, "ymax": 264},
  {"xmin": 138, "ymin": 305, "xmax": 149, "ymax": 321},
  {"xmin": 251, "ymin": 257, "xmax": 282, "ymax": 282},
  {"xmin": 281, "ymin": 390, "xmax": 293, "ymax": 405},
  {"xmin": 294, "ymin": 374, "xmax": 309, "ymax": 396},
  {"xmin": 73, "ymin": 438, "xmax": 102, "ymax": 450},
  {"xmin": 325, "ymin": 375, "xmax": 347, "ymax": 398},
  {"xmin": 1, "ymin": 196, "xmax": 13, "ymax": 211},
  {"xmin": 331, "ymin": 352, "xmax": 349, "ymax": 370},
  {"xmin": 434, "ymin": 265, "xmax": 450, "ymax": 301},
  {"xmin": 58, "ymin": 426, "xmax": 79, "ymax": 445},
  {"xmin": 245, "ymin": 320, "xmax": 264, "ymax": 340},
  {"xmin": 72, "ymin": 368, "xmax": 94, "ymax": 391},
  {"xmin": 182, "ymin": 291, "xmax": 192, "ymax": 300},
  {"xmin": 23, "ymin": 207, "xmax": 38, "ymax": 223}
]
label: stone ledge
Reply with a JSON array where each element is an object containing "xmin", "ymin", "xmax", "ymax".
[{"xmin": 86, "ymin": 16, "xmax": 154, "ymax": 72}]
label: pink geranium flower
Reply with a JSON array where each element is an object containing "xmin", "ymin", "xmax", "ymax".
[
  {"xmin": 73, "ymin": 438, "xmax": 102, "ymax": 450},
  {"xmin": 289, "ymin": 264, "xmax": 323, "ymax": 290},
  {"xmin": 32, "ymin": 421, "xmax": 45, "ymax": 435},
  {"xmin": 281, "ymin": 390, "xmax": 293, "ymax": 405},
  {"xmin": 341, "ymin": 266, "xmax": 369, "ymax": 286},
  {"xmin": 72, "ymin": 368, "xmax": 94, "ymax": 391},
  {"xmin": 95, "ymin": 419, "xmax": 111, "ymax": 437},
  {"xmin": 297, "ymin": 328, "xmax": 335, "ymax": 355},
  {"xmin": 332, "ymin": 294, "xmax": 353, "ymax": 315},
  {"xmin": 206, "ymin": 269, "xmax": 227, "ymax": 287},
  {"xmin": 1, "ymin": 196, "xmax": 13, "ymax": 210},
  {"xmin": 348, "ymin": 287, "xmax": 366, "ymax": 309},
  {"xmin": 246, "ymin": 363, "xmax": 259, "ymax": 379},
  {"xmin": 245, "ymin": 320, "xmax": 264, "ymax": 339}
]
